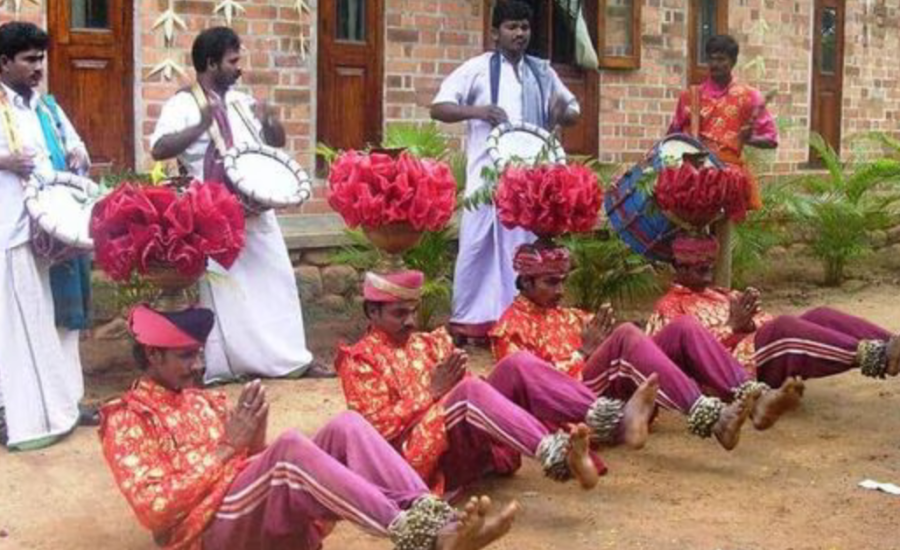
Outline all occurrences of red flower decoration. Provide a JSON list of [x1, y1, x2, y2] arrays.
[[495, 164, 603, 237], [90, 181, 246, 282], [655, 163, 749, 228], [327, 151, 457, 232]]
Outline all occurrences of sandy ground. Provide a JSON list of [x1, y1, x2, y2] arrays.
[[2, 279, 900, 550]]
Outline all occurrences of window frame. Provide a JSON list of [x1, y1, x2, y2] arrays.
[[598, 0, 642, 69], [688, 0, 729, 84]]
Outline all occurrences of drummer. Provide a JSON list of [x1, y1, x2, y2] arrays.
[[0, 22, 97, 450], [151, 27, 333, 382], [430, 0, 581, 346], [667, 34, 778, 288]]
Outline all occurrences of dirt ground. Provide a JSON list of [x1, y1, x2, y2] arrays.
[[2, 271, 900, 549]]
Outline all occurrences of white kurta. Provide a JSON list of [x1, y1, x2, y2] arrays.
[[151, 89, 313, 383], [432, 53, 578, 328], [0, 84, 88, 449]]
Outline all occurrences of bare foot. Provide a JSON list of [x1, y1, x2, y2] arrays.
[[566, 423, 600, 490], [621, 373, 660, 449], [887, 336, 900, 377], [436, 496, 519, 550], [713, 391, 758, 451], [751, 377, 804, 431]]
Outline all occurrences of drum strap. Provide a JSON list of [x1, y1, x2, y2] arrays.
[[689, 85, 701, 137], [231, 100, 263, 145], [0, 87, 23, 154], [190, 83, 230, 156]]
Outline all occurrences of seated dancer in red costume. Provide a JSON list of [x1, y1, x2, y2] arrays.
[[489, 242, 803, 448], [336, 270, 603, 494], [100, 304, 518, 550], [647, 234, 900, 389]]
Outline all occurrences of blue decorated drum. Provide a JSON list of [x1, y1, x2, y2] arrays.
[[603, 134, 723, 262]]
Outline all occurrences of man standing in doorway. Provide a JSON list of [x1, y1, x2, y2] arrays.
[[0, 22, 95, 450], [151, 27, 332, 383], [431, 0, 581, 345], [668, 34, 778, 288]]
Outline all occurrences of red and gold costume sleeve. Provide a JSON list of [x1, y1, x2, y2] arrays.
[[490, 296, 591, 379], [648, 285, 770, 375], [98, 380, 245, 550], [336, 347, 435, 443], [336, 328, 455, 488]]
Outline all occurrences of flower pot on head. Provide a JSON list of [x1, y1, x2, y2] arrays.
[[142, 265, 201, 311], [363, 222, 424, 271]]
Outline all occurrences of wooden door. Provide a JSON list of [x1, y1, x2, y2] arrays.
[[810, 0, 845, 160], [317, 0, 384, 153], [483, 0, 599, 157], [47, 0, 134, 171], [688, 0, 729, 84]]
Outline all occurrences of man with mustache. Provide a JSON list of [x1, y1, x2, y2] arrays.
[[489, 241, 802, 449], [101, 304, 520, 550], [430, 0, 581, 345], [668, 34, 779, 288], [0, 21, 96, 450], [336, 270, 604, 494], [150, 27, 331, 383]]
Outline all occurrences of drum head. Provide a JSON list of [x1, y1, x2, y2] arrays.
[[224, 143, 312, 209], [24, 171, 99, 250], [487, 122, 566, 170], [653, 133, 723, 170]]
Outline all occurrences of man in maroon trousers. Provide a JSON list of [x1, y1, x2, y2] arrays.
[[100, 304, 518, 550], [648, 233, 900, 389], [489, 241, 803, 447]]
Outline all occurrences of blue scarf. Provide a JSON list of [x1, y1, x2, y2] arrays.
[[489, 51, 550, 128], [37, 96, 91, 330]]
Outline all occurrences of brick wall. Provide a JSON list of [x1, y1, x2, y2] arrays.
[[5, 0, 900, 208]]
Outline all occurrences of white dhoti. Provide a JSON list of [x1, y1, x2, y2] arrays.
[[0, 244, 82, 449], [200, 211, 312, 383], [451, 204, 535, 329]]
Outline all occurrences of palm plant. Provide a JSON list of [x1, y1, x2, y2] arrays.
[[784, 132, 900, 286], [561, 231, 659, 312]]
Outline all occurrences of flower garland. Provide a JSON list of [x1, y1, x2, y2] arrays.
[[655, 162, 749, 228], [90, 181, 245, 281], [495, 163, 602, 238], [326, 150, 457, 232]]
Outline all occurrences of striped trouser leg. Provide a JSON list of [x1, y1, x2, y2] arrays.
[[203, 412, 430, 550], [754, 314, 865, 387]]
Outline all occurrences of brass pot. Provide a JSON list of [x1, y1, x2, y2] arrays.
[[142, 265, 201, 311], [364, 223, 424, 255]]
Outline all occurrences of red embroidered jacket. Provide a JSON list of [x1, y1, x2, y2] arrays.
[[335, 327, 456, 491], [99, 378, 248, 550], [490, 296, 592, 379], [646, 284, 772, 376]]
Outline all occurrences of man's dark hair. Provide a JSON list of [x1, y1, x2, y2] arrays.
[[705, 34, 739, 63], [492, 0, 533, 29], [191, 26, 241, 73], [132, 343, 151, 371], [0, 22, 49, 62], [363, 300, 383, 320], [515, 275, 535, 292]]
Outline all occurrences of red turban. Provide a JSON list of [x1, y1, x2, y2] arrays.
[[672, 234, 719, 266], [128, 305, 215, 348], [513, 244, 571, 276], [363, 270, 424, 302]]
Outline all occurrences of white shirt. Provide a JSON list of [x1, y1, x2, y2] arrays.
[[0, 83, 87, 250], [150, 89, 262, 180], [432, 52, 578, 196]]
